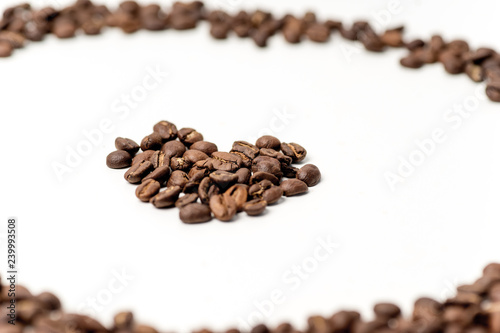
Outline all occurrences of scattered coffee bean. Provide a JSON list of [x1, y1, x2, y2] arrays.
[[153, 120, 178, 141], [235, 168, 251, 184], [225, 184, 248, 211], [142, 165, 171, 185], [190, 141, 218, 155], [162, 140, 186, 159], [296, 164, 321, 187], [175, 193, 199, 208], [256, 135, 281, 150], [150, 185, 182, 208], [243, 198, 266, 216], [115, 137, 140, 154], [179, 203, 212, 223], [209, 170, 238, 190], [167, 170, 189, 188], [280, 179, 308, 196], [183, 149, 209, 164], [150, 150, 169, 168], [210, 193, 237, 221], [132, 150, 155, 165], [124, 160, 153, 184], [262, 185, 283, 204], [281, 142, 307, 162], [135, 179, 161, 202], [140, 132, 163, 151], [0, 40, 13, 57], [178, 127, 203, 146], [106, 150, 132, 169]]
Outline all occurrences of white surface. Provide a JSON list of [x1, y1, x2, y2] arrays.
[[1, 0, 500, 332]]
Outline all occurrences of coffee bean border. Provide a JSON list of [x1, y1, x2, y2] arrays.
[[3, 1, 500, 332], [1, 1, 500, 101]]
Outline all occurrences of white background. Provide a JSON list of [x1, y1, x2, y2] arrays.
[[1, 0, 500, 332]]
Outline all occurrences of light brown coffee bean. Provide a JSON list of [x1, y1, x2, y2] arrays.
[[210, 193, 237, 221], [243, 198, 267, 216]]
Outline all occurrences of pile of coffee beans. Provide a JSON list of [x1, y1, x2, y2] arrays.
[[106, 120, 321, 223], [1, 1, 500, 102], [3, 263, 500, 332]]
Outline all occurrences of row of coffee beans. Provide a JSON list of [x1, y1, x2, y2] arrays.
[[1, 1, 500, 102], [106, 120, 321, 223], [2, 263, 500, 332]]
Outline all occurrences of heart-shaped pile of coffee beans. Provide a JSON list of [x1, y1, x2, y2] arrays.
[[106, 120, 321, 223]]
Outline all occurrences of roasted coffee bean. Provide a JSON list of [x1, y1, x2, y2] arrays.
[[125, 160, 154, 184], [132, 150, 156, 165], [106, 150, 132, 169], [259, 148, 292, 164], [413, 298, 442, 320], [400, 53, 424, 69], [235, 168, 251, 184], [282, 164, 299, 178], [406, 39, 425, 51], [0, 31, 25, 48], [250, 10, 271, 28], [114, 311, 134, 330], [166, 170, 189, 188], [232, 141, 260, 159], [307, 316, 331, 333], [143, 165, 171, 186], [150, 185, 182, 208], [136, 179, 161, 202], [243, 198, 267, 216], [170, 157, 191, 171], [252, 27, 271, 47], [161, 140, 186, 159], [358, 25, 385, 52], [252, 156, 282, 178], [210, 193, 237, 221], [233, 23, 251, 37], [465, 63, 484, 82], [251, 324, 270, 333], [248, 180, 274, 197], [230, 151, 252, 168], [183, 178, 201, 193], [210, 170, 238, 189], [150, 150, 169, 168], [380, 27, 404, 47], [262, 185, 283, 204], [374, 303, 401, 320], [211, 151, 242, 172], [447, 39, 469, 55], [281, 142, 307, 162], [175, 193, 199, 208], [465, 47, 496, 64], [188, 164, 210, 180], [306, 23, 330, 43], [198, 177, 220, 204], [283, 17, 303, 44], [153, 120, 178, 141], [179, 203, 212, 223], [35, 292, 61, 311], [280, 179, 308, 196], [52, 17, 76, 38], [17, 299, 45, 323], [250, 171, 279, 185], [430, 35, 445, 53], [183, 149, 209, 164], [61, 314, 107, 332], [140, 132, 163, 151], [483, 263, 500, 276], [440, 51, 465, 74], [296, 164, 321, 187], [115, 137, 140, 154], [210, 22, 230, 39], [225, 184, 248, 212], [190, 141, 218, 155], [178, 127, 203, 146], [256, 135, 281, 150]]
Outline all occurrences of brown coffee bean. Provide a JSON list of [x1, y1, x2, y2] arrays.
[[167, 170, 189, 188], [140, 132, 163, 151], [190, 141, 218, 155], [465, 63, 484, 82], [259, 148, 292, 165], [179, 203, 212, 224], [484, 263, 500, 276], [243, 198, 267, 216], [374, 303, 401, 320], [447, 39, 469, 55], [150, 185, 182, 208], [400, 53, 424, 69], [296, 164, 321, 187], [124, 160, 154, 184], [142, 165, 171, 189], [35, 292, 61, 311], [210, 170, 238, 189], [61, 314, 107, 332], [413, 298, 442, 320], [250, 171, 279, 185], [211, 152, 242, 172], [0, 40, 13, 57], [0, 31, 25, 48], [170, 157, 191, 171], [136, 179, 160, 202], [406, 39, 425, 51], [262, 185, 283, 204], [281, 142, 307, 162], [150, 150, 169, 168], [230, 151, 252, 168], [52, 17, 76, 38], [252, 156, 282, 178], [183, 150, 209, 164], [153, 120, 178, 141], [114, 311, 134, 330], [115, 137, 140, 154], [256, 136, 281, 150], [280, 179, 308, 196], [107, 150, 132, 169], [248, 180, 274, 198], [380, 28, 404, 47], [307, 316, 332, 333], [282, 164, 300, 178], [198, 177, 220, 204], [225, 184, 248, 212], [210, 22, 230, 39], [132, 150, 156, 165], [210, 193, 237, 221], [486, 82, 500, 102], [233, 23, 251, 38], [430, 35, 445, 53], [251, 324, 270, 333], [178, 128, 203, 146], [17, 299, 45, 324], [175, 193, 199, 208], [358, 25, 385, 52], [306, 23, 330, 43], [464, 47, 496, 64], [440, 51, 465, 74], [235, 168, 251, 184], [283, 17, 303, 44], [232, 141, 260, 159], [161, 140, 186, 159], [329, 311, 361, 332]]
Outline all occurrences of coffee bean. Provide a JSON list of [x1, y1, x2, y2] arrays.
[[280, 179, 308, 196], [183, 178, 201, 194], [153, 120, 178, 141], [17, 299, 45, 324], [406, 39, 425, 51], [465, 63, 483, 82], [464, 47, 495, 64], [358, 25, 385, 52], [380, 27, 404, 47], [161, 140, 186, 159], [136, 179, 160, 202], [261, 185, 283, 204], [170, 157, 191, 171], [296, 164, 321, 187], [250, 171, 279, 185], [210, 193, 237, 221], [232, 141, 260, 159], [447, 39, 469, 55], [211, 152, 242, 172], [150, 185, 182, 208], [198, 177, 220, 204], [248, 180, 274, 198], [140, 132, 163, 151], [233, 23, 251, 37], [114, 311, 134, 330], [183, 150, 209, 164], [230, 151, 252, 168], [124, 160, 154, 184], [166, 170, 189, 188], [282, 164, 299, 178], [175, 193, 199, 208], [251, 324, 270, 333], [252, 156, 282, 178], [107, 150, 132, 169], [115, 137, 140, 154], [259, 148, 292, 165], [430, 35, 445, 53], [61, 314, 107, 332], [243, 198, 266, 216], [179, 203, 212, 224], [52, 17, 76, 38], [150, 150, 169, 168], [35, 292, 61, 311], [188, 163, 210, 180], [306, 23, 330, 43], [483, 263, 500, 276], [210, 22, 230, 39], [132, 150, 156, 165], [210, 170, 238, 189], [486, 82, 500, 102], [374, 303, 401, 320], [413, 298, 442, 320], [190, 141, 218, 155], [225, 184, 248, 212], [307, 316, 331, 333], [283, 17, 303, 44], [178, 127, 203, 146], [235, 168, 251, 184], [400, 53, 424, 69], [281, 142, 307, 162], [440, 51, 465, 74], [0, 31, 25, 48], [0, 40, 13, 57]]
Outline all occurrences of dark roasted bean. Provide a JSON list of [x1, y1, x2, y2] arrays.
[[225, 184, 248, 212], [230, 151, 252, 168], [248, 180, 274, 198], [190, 141, 218, 155], [380, 27, 404, 47], [256, 135, 281, 150], [296, 164, 321, 187], [374, 303, 401, 320], [166, 170, 189, 188], [259, 148, 292, 164], [232, 141, 260, 159], [282, 164, 299, 178], [400, 53, 424, 69], [210, 193, 237, 221], [161, 140, 186, 159], [243, 198, 267, 216], [211, 151, 242, 172], [132, 150, 156, 165], [124, 160, 154, 184], [153, 120, 178, 141], [235, 168, 251, 184], [406, 39, 425, 51], [178, 127, 203, 146], [170, 157, 191, 171], [52, 17, 76, 38], [262, 185, 283, 204], [106, 150, 132, 169], [306, 23, 330, 43], [280, 179, 308, 196], [150, 185, 182, 208], [210, 170, 238, 189], [140, 132, 163, 151], [198, 177, 220, 204], [142, 165, 171, 185], [136, 179, 161, 202], [150, 150, 169, 168], [252, 156, 282, 178], [175, 193, 199, 208], [183, 150, 209, 164], [250, 171, 279, 185], [179, 203, 212, 223], [486, 82, 500, 102], [115, 137, 140, 154], [35, 292, 61, 311], [281, 142, 307, 162]]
